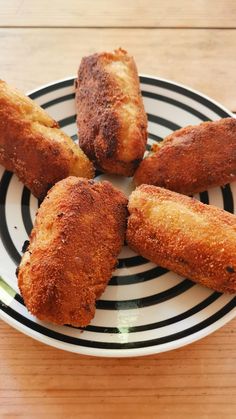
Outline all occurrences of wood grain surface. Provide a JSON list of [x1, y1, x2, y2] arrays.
[[0, 1, 236, 418], [0, 0, 236, 28], [0, 319, 236, 418], [1, 28, 236, 111]]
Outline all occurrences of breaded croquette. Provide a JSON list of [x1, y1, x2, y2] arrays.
[[75, 48, 147, 176], [134, 118, 236, 195], [127, 185, 236, 293], [18, 177, 127, 326], [0, 80, 94, 199]]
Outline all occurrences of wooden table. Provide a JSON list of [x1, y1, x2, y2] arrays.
[[0, 1, 235, 417]]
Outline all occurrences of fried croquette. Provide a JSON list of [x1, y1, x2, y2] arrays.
[[127, 185, 236, 293], [18, 177, 127, 326], [75, 48, 147, 176], [0, 80, 94, 199], [134, 118, 236, 195]]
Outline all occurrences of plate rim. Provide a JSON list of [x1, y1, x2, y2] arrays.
[[0, 74, 235, 357]]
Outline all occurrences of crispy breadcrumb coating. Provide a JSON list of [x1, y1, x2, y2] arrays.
[[0, 80, 94, 199], [18, 177, 127, 326], [127, 185, 236, 293], [134, 118, 236, 195], [76, 48, 147, 176]]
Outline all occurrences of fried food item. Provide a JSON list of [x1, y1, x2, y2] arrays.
[[18, 177, 127, 326], [127, 185, 236, 293], [75, 48, 147, 176], [0, 80, 94, 199], [134, 118, 236, 195]]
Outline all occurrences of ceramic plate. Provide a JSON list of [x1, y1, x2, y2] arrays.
[[0, 76, 235, 357]]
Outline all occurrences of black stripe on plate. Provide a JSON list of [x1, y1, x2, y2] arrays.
[[15, 293, 24, 305], [140, 77, 231, 119], [29, 76, 231, 120], [0, 171, 21, 265], [199, 191, 209, 205], [71, 134, 78, 142], [13, 289, 221, 334], [117, 255, 149, 268], [41, 88, 209, 128], [38, 86, 207, 127], [13, 278, 193, 311], [41, 93, 75, 109], [1, 297, 235, 349], [147, 114, 181, 131], [79, 291, 222, 333], [97, 279, 194, 309], [148, 132, 163, 142], [21, 187, 33, 236], [109, 266, 169, 285], [9, 253, 167, 290], [58, 115, 76, 128], [58, 114, 180, 132], [72, 132, 160, 148], [29, 79, 75, 100], [37, 84, 216, 129], [142, 90, 210, 122], [40, 88, 208, 127], [221, 184, 234, 214]]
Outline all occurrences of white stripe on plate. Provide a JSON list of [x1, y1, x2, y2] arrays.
[[103, 272, 186, 301], [43, 100, 76, 122], [230, 181, 236, 214], [147, 121, 172, 138], [8, 280, 209, 332], [208, 187, 224, 209], [10, 289, 231, 345], [0, 287, 14, 306], [5, 176, 28, 256], [29, 193, 38, 225], [144, 96, 203, 127], [32, 85, 75, 107], [114, 261, 156, 276], [140, 82, 231, 121], [61, 123, 77, 138]]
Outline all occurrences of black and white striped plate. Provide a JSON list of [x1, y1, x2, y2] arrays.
[[0, 76, 235, 357]]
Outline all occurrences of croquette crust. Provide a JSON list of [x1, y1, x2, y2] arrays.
[[127, 185, 236, 293], [0, 80, 94, 199], [18, 177, 128, 326], [76, 48, 147, 176], [134, 118, 236, 195]]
